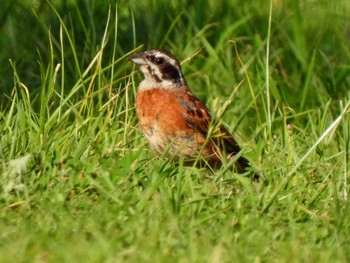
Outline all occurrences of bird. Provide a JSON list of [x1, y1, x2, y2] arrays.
[[128, 49, 253, 173]]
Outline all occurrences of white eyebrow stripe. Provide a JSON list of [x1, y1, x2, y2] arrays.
[[151, 51, 177, 66]]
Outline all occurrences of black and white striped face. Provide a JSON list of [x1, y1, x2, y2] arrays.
[[129, 49, 185, 90]]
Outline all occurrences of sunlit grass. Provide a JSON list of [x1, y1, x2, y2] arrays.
[[1, 1, 350, 262]]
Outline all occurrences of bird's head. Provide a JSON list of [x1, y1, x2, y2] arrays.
[[128, 49, 185, 89]]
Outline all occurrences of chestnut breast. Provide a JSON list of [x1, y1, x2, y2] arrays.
[[135, 88, 210, 157]]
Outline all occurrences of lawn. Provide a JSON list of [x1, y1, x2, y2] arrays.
[[1, 0, 350, 262]]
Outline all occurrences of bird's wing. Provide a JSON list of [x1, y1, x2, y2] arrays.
[[177, 91, 240, 153], [177, 90, 211, 136], [177, 90, 250, 171]]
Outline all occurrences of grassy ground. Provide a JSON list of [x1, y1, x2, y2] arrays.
[[1, 0, 350, 262]]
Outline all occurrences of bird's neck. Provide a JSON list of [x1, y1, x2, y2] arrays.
[[138, 78, 185, 91]]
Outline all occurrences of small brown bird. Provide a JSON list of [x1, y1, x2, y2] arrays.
[[129, 49, 252, 173]]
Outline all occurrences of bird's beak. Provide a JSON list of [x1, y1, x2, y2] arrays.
[[128, 53, 147, 65]]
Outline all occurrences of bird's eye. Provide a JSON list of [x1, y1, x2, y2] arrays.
[[155, 57, 164, 65]]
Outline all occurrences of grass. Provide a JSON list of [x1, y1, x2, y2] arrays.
[[1, 0, 350, 262]]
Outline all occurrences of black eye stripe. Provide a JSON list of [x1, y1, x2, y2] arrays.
[[145, 53, 183, 84], [161, 64, 181, 82]]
